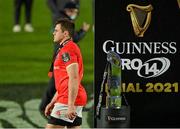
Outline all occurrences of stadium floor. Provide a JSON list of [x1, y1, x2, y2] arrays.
[[0, 84, 93, 128]]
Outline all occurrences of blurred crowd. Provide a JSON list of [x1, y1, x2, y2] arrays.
[[12, 0, 90, 34]]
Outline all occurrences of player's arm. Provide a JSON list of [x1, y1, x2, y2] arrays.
[[44, 92, 58, 116], [66, 63, 79, 119], [50, 91, 58, 105]]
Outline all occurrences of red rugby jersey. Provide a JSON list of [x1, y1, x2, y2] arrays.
[[53, 40, 87, 106]]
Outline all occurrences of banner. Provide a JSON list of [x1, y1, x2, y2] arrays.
[[95, 0, 180, 127]]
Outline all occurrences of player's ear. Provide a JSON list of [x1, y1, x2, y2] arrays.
[[64, 30, 70, 37]]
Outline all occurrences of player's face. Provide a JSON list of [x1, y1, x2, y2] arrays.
[[53, 24, 65, 43]]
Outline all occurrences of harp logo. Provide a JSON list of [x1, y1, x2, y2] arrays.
[[127, 4, 153, 37]]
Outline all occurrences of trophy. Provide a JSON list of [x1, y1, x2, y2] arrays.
[[106, 50, 122, 109], [96, 51, 130, 128]]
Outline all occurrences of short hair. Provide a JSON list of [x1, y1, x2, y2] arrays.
[[55, 18, 75, 37]]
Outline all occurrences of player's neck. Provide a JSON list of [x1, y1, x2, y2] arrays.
[[60, 37, 71, 45], [59, 37, 71, 47]]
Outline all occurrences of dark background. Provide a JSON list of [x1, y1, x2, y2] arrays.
[[95, 0, 180, 127]]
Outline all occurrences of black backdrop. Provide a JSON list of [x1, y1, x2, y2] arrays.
[[95, 0, 180, 127]]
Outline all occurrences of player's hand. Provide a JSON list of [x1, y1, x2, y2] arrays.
[[44, 103, 54, 117], [82, 22, 90, 32], [66, 105, 77, 120]]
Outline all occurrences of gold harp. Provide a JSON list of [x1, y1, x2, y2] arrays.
[[127, 4, 153, 37]]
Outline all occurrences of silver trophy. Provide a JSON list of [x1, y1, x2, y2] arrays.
[[106, 51, 122, 109], [96, 51, 130, 128]]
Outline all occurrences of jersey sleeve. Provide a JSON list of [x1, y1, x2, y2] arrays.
[[60, 47, 78, 67]]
